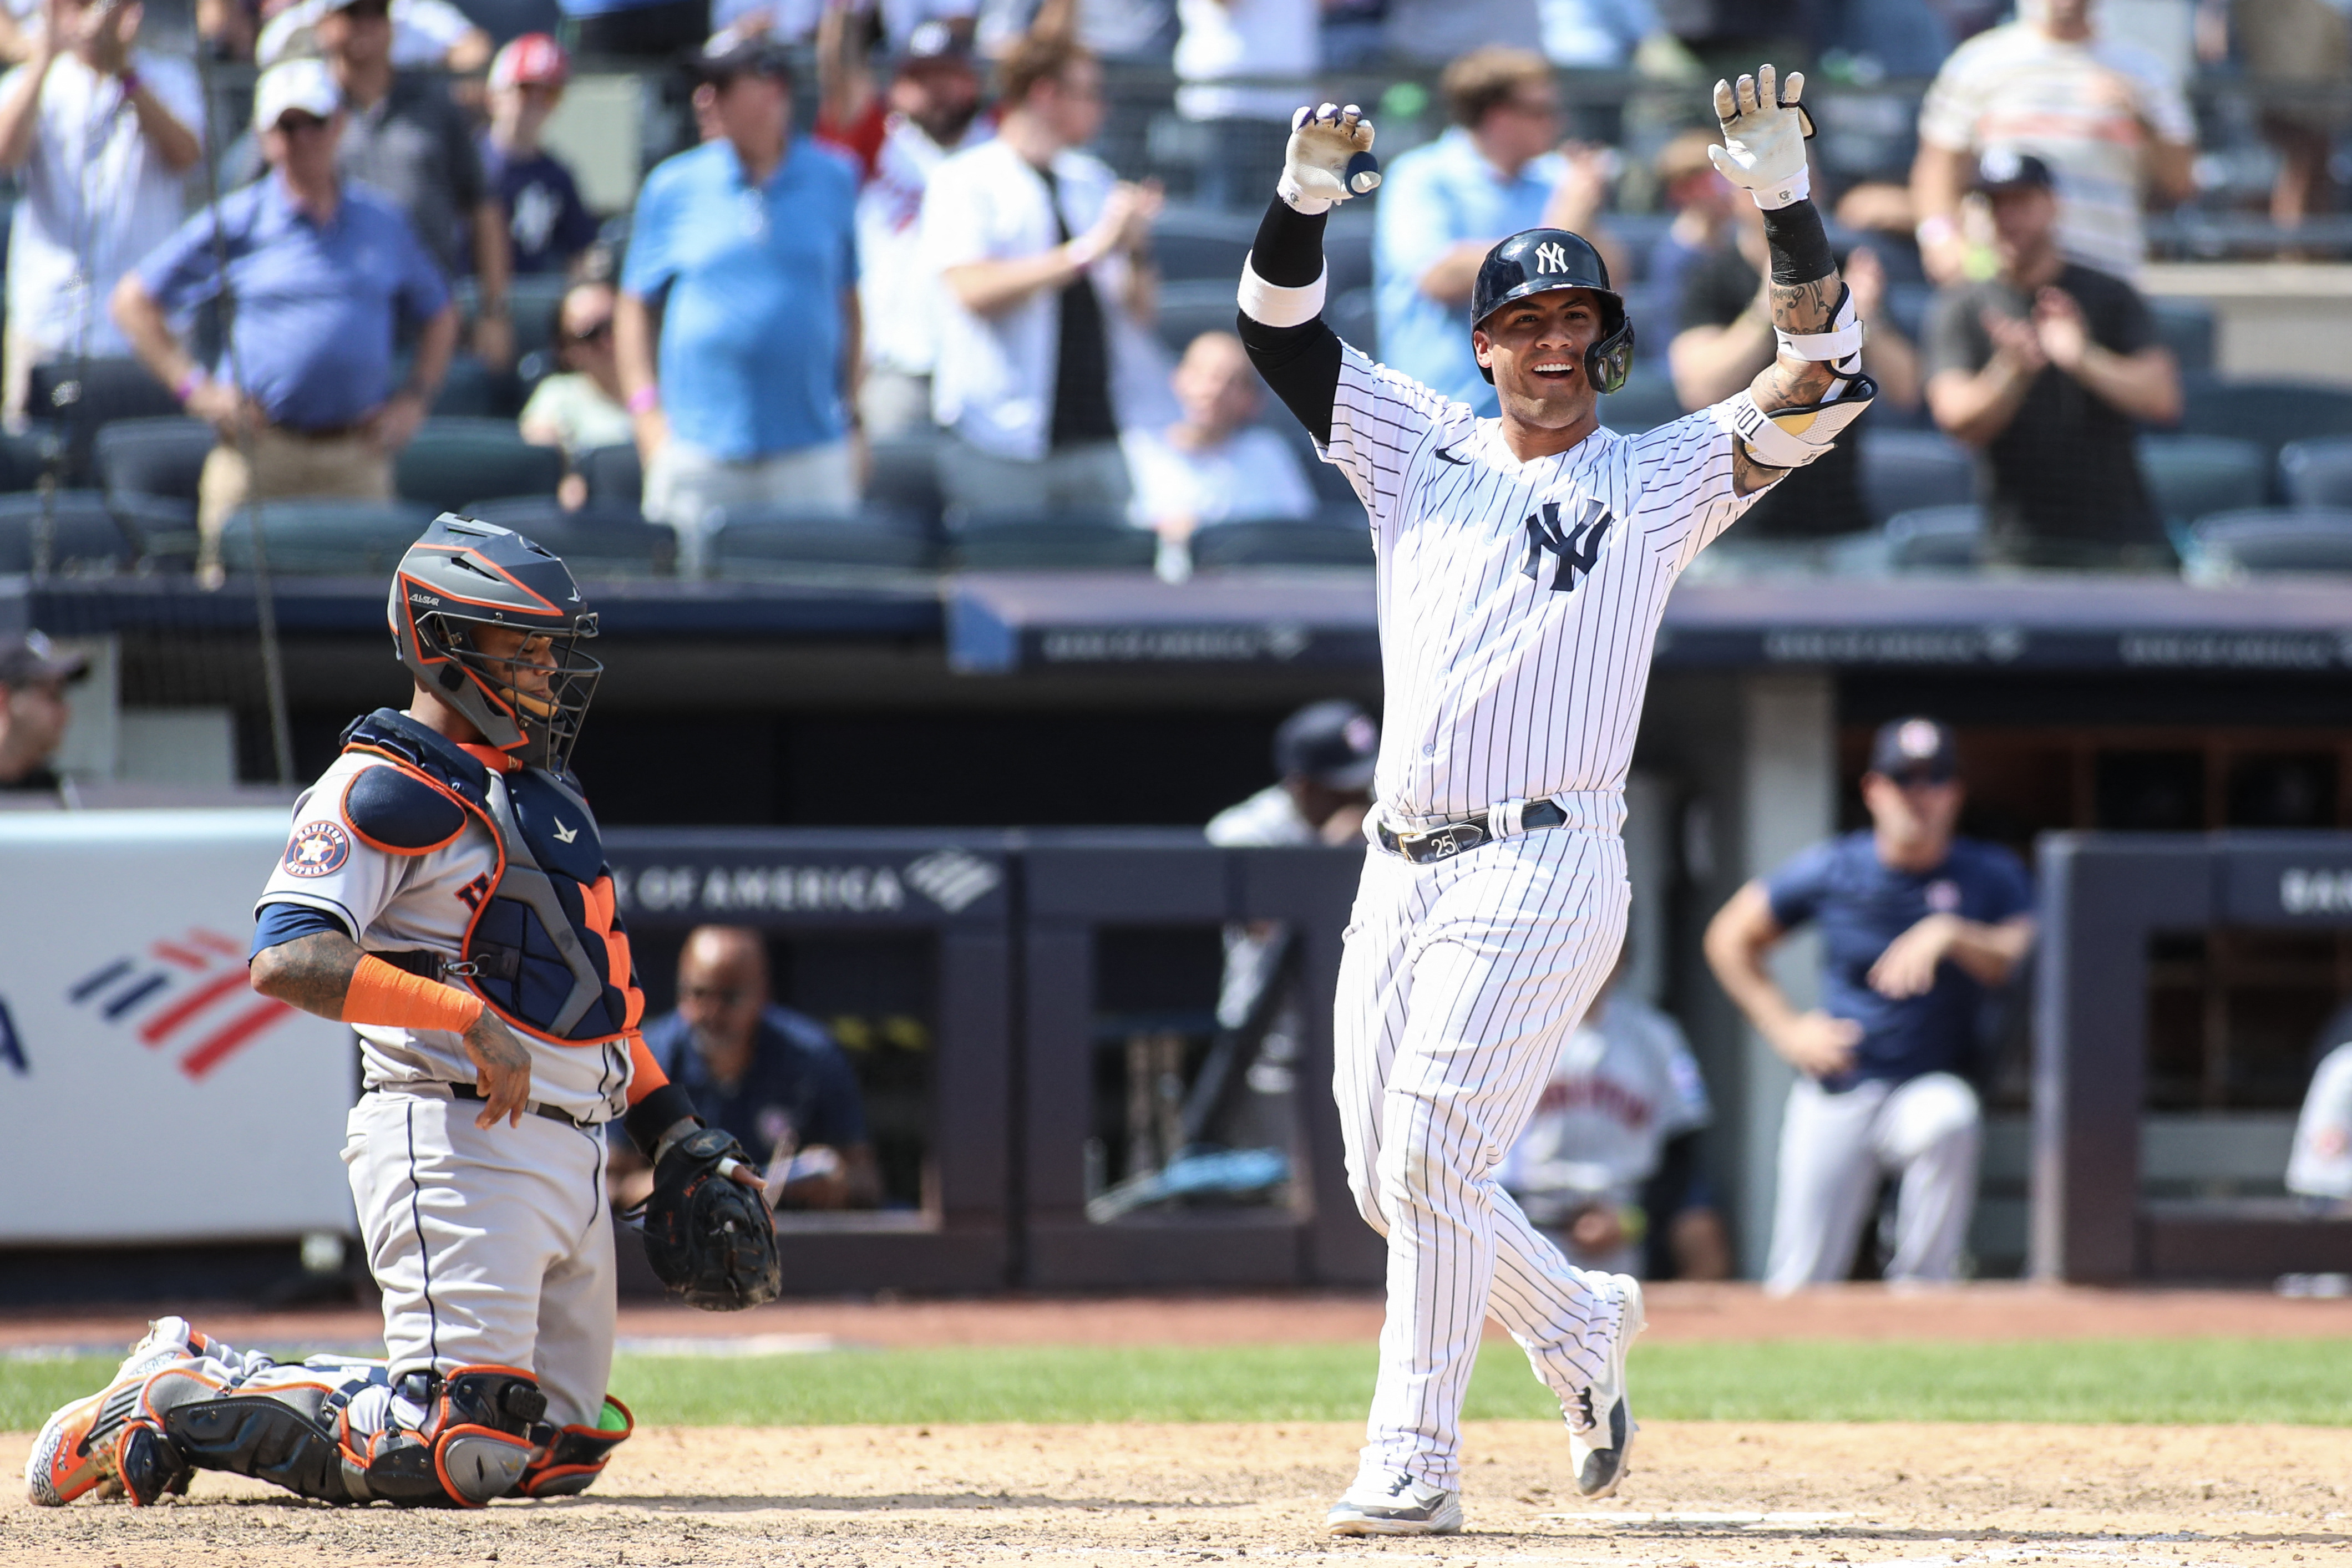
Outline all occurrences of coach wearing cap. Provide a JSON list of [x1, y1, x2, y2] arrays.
[[0, 630, 87, 793], [1922, 150, 2181, 570], [113, 57, 457, 587], [1705, 717, 2035, 1292]]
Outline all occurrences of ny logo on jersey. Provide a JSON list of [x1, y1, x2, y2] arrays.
[[1519, 497, 1613, 592], [1535, 241, 1570, 275]]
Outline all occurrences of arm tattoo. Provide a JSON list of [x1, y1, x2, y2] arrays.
[[1756, 273, 1839, 410], [252, 930, 364, 1021]]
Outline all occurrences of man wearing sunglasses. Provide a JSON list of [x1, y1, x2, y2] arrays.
[[1705, 716, 2036, 1292], [113, 57, 458, 585]]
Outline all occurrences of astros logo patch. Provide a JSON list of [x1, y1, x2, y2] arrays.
[[283, 821, 352, 877]]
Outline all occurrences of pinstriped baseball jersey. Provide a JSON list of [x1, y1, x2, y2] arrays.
[[1319, 343, 1758, 821]]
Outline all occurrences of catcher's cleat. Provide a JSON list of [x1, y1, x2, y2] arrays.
[[1566, 1272, 1647, 1499], [1326, 1470, 1463, 1537], [24, 1320, 216, 1505]]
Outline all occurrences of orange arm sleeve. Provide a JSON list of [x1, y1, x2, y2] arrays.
[[343, 955, 484, 1033]]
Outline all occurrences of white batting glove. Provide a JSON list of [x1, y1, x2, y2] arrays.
[[1706, 64, 1817, 210], [1280, 102, 1381, 215]]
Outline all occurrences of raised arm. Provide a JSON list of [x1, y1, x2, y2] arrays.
[[1234, 103, 1380, 444], [1702, 67, 1877, 498]]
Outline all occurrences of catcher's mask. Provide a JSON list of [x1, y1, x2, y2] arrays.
[[1470, 227, 1635, 395], [387, 515, 601, 771]]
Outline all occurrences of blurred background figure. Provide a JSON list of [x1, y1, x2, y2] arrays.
[[2199, 0, 2352, 231], [257, 0, 491, 70], [520, 278, 632, 509], [1383, 0, 1540, 65], [479, 33, 600, 278], [1124, 330, 1315, 565], [977, 0, 1175, 63], [619, 31, 863, 570], [1205, 697, 1377, 851], [1537, 0, 1667, 70], [1374, 45, 1623, 415], [1170, 0, 1317, 207], [0, 630, 84, 793], [1669, 189, 1919, 542], [610, 925, 883, 1212], [924, 31, 1164, 518], [2288, 1017, 2352, 1210], [1644, 128, 1737, 318], [1923, 151, 2181, 570], [0, 0, 202, 427], [1912, 0, 2194, 285], [1705, 718, 2035, 1293], [1498, 941, 1731, 1281], [114, 58, 456, 586], [818, 14, 992, 438]]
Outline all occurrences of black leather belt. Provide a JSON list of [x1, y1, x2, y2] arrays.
[[448, 1082, 599, 1130], [1376, 798, 1568, 864]]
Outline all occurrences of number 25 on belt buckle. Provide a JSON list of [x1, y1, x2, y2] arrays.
[[1416, 823, 1484, 861]]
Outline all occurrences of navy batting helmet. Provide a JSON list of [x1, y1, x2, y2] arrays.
[[1469, 228, 1635, 394], [387, 515, 602, 771]]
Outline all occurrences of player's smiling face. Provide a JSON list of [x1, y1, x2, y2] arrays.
[[1474, 288, 1606, 438]]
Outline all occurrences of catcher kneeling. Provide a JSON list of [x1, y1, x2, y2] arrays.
[[26, 517, 779, 1510]]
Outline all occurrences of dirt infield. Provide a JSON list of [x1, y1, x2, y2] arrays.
[[4, 1420, 2344, 1567], [7, 1282, 2352, 1354]]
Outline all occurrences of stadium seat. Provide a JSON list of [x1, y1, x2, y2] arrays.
[[577, 443, 642, 510], [28, 357, 180, 482], [866, 435, 946, 533], [952, 511, 1158, 570], [1880, 504, 1984, 570], [2183, 506, 2352, 578], [502, 273, 573, 364], [2277, 435, 2352, 508], [2138, 434, 2269, 524], [214, 500, 438, 575], [0, 491, 136, 574], [2178, 375, 2352, 470], [1155, 279, 1239, 354], [0, 423, 63, 491], [1858, 428, 1975, 525], [2148, 298, 2216, 374], [428, 353, 522, 419], [1150, 205, 1253, 282], [460, 497, 677, 576], [1190, 518, 1374, 567], [395, 418, 564, 514], [93, 416, 215, 505], [707, 504, 935, 572], [1598, 375, 1685, 435]]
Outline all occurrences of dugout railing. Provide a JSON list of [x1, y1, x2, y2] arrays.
[[2034, 831, 2352, 1283], [601, 829, 1017, 1295], [1018, 832, 1383, 1289]]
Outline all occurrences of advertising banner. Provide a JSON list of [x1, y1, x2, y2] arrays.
[[0, 810, 357, 1243]]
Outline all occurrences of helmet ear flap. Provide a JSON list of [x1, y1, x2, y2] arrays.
[[1585, 317, 1635, 397]]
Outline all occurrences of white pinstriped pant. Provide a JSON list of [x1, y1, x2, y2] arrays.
[[1335, 821, 1630, 1489]]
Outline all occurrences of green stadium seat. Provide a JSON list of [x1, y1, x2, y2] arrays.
[[1858, 428, 1975, 526], [2139, 434, 2269, 524], [2184, 506, 2352, 579], [709, 504, 935, 572], [215, 499, 438, 575], [2178, 375, 2352, 470], [2277, 435, 2352, 508], [952, 512, 1158, 570], [0, 491, 136, 574], [461, 496, 678, 576], [395, 418, 564, 514], [94, 417, 215, 505]]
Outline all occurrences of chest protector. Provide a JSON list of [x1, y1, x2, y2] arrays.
[[341, 709, 643, 1046]]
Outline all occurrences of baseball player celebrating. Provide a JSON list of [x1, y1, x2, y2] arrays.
[[1238, 69, 1874, 1535], [27, 517, 775, 1511]]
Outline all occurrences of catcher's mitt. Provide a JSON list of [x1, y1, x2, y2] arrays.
[[640, 1128, 782, 1311]]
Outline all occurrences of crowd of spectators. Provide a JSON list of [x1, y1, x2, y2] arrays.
[[0, 0, 2336, 579]]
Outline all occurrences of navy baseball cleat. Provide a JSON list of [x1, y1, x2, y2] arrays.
[[1567, 1272, 1646, 1498], [1326, 1469, 1463, 1536]]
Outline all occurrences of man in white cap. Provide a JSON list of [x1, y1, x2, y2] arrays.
[[111, 58, 457, 585]]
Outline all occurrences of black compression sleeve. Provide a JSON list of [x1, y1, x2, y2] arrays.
[[1249, 194, 1327, 287], [1760, 197, 1835, 285], [625, 1081, 699, 1161]]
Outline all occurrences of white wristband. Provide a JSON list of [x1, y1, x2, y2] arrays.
[[1749, 164, 1811, 211], [1238, 258, 1326, 328]]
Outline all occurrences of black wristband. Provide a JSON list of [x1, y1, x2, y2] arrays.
[[625, 1082, 699, 1161], [1249, 194, 1328, 289], [1760, 198, 1835, 285]]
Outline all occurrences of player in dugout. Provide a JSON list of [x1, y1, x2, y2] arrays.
[[1705, 717, 2035, 1295], [26, 517, 774, 1513]]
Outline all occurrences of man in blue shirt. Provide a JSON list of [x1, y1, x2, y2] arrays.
[[1705, 717, 2036, 1292], [609, 926, 881, 1212], [1372, 45, 1622, 415], [113, 57, 455, 587], [615, 32, 861, 576]]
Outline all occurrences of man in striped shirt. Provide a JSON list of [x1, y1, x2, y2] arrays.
[[1235, 71, 1873, 1536]]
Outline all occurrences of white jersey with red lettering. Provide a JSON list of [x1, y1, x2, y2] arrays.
[[1497, 989, 1711, 1224]]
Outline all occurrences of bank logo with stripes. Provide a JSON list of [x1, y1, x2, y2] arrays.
[[68, 927, 297, 1080]]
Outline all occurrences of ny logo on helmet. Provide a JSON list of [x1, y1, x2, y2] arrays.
[[1535, 241, 1569, 275], [1520, 496, 1612, 592]]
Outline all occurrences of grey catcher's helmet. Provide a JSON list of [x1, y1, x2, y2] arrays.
[[387, 514, 602, 771], [1469, 227, 1635, 394]]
